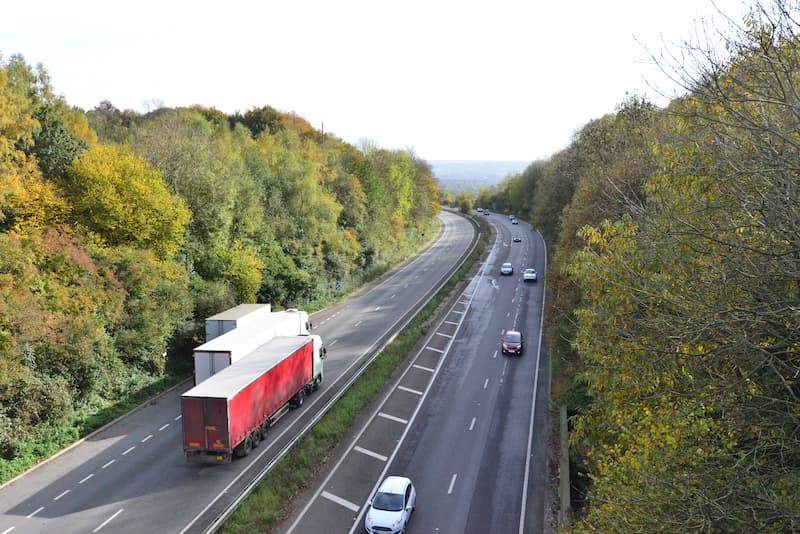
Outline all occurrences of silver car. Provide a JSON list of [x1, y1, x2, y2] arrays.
[[501, 262, 513, 275], [523, 268, 538, 282]]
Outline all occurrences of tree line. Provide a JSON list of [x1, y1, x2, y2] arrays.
[[0, 54, 440, 473], [479, 1, 799, 530]]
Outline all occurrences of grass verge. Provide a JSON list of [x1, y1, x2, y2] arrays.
[[220, 217, 488, 533]]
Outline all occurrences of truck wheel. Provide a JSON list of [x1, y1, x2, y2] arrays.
[[290, 389, 305, 408], [251, 428, 262, 448], [234, 436, 253, 457]]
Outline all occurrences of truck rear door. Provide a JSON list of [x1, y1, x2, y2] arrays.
[[202, 398, 231, 452]]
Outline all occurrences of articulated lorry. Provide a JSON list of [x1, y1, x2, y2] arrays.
[[181, 335, 325, 463], [193, 307, 313, 385]]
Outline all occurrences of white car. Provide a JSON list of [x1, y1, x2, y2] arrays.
[[512, 236, 522, 242], [365, 476, 416, 534], [501, 262, 513, 275], [523, 268, 538, 282]]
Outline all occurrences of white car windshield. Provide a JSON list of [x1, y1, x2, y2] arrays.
[[372, 492, 404, 511]]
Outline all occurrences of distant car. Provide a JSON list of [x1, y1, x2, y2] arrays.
[[523, 268, 538, 282], [365, 476, 416, 534], [484, 210, 490, 215], [509, 214, 515, 220], [500, 262, 513, 275], [511, 218, 519, 225], [512, 236, 522, 242], [501, 330, 524, 356]]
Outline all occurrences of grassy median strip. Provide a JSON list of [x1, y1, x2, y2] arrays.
[[220, 218, 487, 533]]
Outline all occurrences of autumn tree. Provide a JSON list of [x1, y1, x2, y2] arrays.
[[61, 145, 190, 258]]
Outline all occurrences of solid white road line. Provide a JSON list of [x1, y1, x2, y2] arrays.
[[378, 412, 408, 424], [448, 474, 458, 495], [354, 446, 388, 463], [398, 385, 423, 396], [92, 509, 123, 532], [322, 491, 360, 513]]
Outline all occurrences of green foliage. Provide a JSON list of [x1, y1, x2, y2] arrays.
[[61, 145, 190, 257], [25, 103, 88, 181], [454, 191, 473, 213]]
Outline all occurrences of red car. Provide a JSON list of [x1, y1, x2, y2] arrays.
[[501, 330, 524, 356]]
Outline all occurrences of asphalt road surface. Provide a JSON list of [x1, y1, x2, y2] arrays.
[[0, 210, 476, 534], [279, 211, 550, 534]]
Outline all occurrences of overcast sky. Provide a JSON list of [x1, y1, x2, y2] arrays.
[[2, 0, 751, 162]]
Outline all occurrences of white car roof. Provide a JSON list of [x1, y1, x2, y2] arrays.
[[378, 476, 411, 494]]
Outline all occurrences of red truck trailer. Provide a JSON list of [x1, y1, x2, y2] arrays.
[[181, 335, 323, 463]]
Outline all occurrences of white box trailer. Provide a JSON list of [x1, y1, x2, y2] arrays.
[[204, 303, 272, 342], [193, 308, 314, 385]]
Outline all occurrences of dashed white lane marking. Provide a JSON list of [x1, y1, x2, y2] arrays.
[[122, 446, 135, 455], [452, 310, 465, 315], [354, 446, 388, 462], [79, 474, 94, 484], [159, 423, 170, 431], [2, 526, 15, 533], [328, 339, 338, 347], [493, 350, 498, 359], [174, 414, 182, 421], [390, 294, 396, 299], [54, 490, 70, 501], [141, 434, 153, 443], [322, 491, 360, 513], [444, 320, 459, 326], [469, 417, 476, 431], [398, 385, 423, 396], [27, 507, 44, 518], [378, 412, 408, 424], [483, 378, 489, 389], [413, 364, 435, 373], [448, 474, 458, 494], [101, 459, 115, 469], [374, 306, 381, 312], [93, 508, 123, 532], [425, 346, 444, 354], [435, 332, 452, 339]]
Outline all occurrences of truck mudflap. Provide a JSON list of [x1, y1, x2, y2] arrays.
[[185, 449, 233, 464]]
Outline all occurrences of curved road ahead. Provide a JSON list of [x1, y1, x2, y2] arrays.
[[0, 210, 475, 534]]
